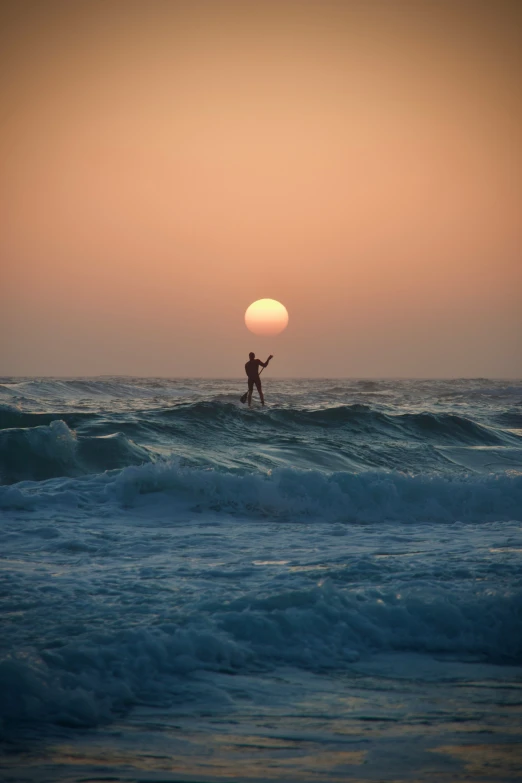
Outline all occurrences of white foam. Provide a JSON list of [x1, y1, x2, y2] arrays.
[[1, 578, 520, 732], [2, 461, 521, 523]]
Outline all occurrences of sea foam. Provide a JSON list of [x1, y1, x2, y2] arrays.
[[2, 460, 521, 524]]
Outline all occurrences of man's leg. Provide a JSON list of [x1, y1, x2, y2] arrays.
[[248, 380, 254, 407], [256, 379, 264, 406]]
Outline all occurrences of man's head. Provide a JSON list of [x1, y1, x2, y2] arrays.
[[249, 352, 255, 360]]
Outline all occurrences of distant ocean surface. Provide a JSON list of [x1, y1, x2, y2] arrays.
[[1, 377, 521, 782]]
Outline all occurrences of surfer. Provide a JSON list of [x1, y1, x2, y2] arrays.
[[244, 352, 273, 407]]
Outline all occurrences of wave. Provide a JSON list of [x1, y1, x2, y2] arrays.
[[123, 401, 518, 444], [0, 404, 96, 432], [0, 420, 153, 484], [495, 410, 522, 429], [152, 403, 520, 452], [1, 401, 520, 484], [2, 400, 518, 444], [395, 411, 511, 445], [2, 460, 521, 524], [113, 462, 522, 523], [2, 579, 520, 732]]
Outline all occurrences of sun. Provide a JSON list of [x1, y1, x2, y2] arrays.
[[245, 299, 289, 336]]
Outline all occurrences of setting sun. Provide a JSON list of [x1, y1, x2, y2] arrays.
[[245, 299, 289, 337]]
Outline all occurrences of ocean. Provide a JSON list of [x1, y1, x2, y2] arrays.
[[1, 377, 521, 782]]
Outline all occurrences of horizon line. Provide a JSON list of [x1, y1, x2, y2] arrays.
[[1, 375, 520, 382]]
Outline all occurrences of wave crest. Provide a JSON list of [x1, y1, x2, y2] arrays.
[[2, 580, 520, 731], [0, 421, 152, 484], [3, 461, 521, 524]]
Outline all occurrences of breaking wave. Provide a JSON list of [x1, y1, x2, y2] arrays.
[[1, 579, 520, 732], [1, 400, 520, 484], [0, 420, 153, 484], [2, 460, 521, 524]]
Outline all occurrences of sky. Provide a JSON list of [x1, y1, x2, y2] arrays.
[[1, 0, 521, 378]]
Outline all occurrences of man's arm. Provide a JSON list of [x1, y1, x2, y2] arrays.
[[259, 355, 273, 369]]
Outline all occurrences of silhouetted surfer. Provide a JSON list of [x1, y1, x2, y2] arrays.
[[243, 352, 273, 407]]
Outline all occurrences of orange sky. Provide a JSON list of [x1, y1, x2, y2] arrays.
[[1, 0, 521, 377]]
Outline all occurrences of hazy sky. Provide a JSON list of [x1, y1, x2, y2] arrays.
[[2, 0, 521, 377]]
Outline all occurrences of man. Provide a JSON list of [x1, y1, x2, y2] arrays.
[[245, 352, 273, 407]]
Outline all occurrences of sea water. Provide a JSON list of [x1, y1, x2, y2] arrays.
[[1, 377, 521, 782]]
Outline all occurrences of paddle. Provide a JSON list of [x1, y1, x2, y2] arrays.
[[240, 365, 265, 405]]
